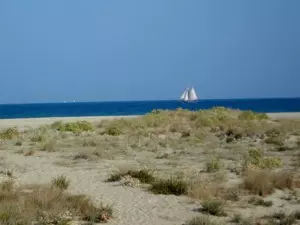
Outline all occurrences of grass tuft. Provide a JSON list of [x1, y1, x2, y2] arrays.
[[51, 175, 70, 190], [206, 157, 221, 173], [149, 177, 188, 196], [0, 128, 19, 140], [54, 121, 94, 133], [248, 196, 273, 207], [184, 216, 217, 225], [201, 199, 226, 216], [107, 169, 155, 184]]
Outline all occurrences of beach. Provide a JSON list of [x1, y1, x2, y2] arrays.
[[0, 112, 299, 130], [0, 110, 300, 225]]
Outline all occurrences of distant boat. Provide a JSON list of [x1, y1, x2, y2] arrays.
[[180, 87, 199, 102]]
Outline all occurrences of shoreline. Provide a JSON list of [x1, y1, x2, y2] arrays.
[[0, 113, 299, 130]]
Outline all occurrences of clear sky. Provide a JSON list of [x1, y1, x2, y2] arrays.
[[0, 0, 299, 103]]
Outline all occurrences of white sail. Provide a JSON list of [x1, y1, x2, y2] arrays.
[[180, 90, 187, 100], [183, 91, 189, 101], [188, 87, 198, 101]]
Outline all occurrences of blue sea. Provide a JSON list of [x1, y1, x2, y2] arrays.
[[0, 98, 300, 119]]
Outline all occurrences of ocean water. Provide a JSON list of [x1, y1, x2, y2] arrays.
[[0, 98, 300, 119]]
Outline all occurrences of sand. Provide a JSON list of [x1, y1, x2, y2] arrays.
[[0, 112, 300, 225]]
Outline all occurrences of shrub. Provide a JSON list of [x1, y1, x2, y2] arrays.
[[201, 199, 226, 216], [269, 212, 296, 225], [265, 136, 284, 146], [246, 149, 282, 169], [41, 140, 56, 152], [243, 169, 274, 196], [185, 216, 217, 225], [150, 178, 188, 195], [23, 150, 35, 156], [15, 141, 22, 146], [51, 175, 70, 190], [248, 196, 273, 207], [238, 111, 268, 120], [104, 126, 122, 136], [0, 181, 113, 224], [31, 134, 46, 142], [261, 157, 282, 169], [243, 169, 297, 196], [107, 169, 155, 184], [0, 128, 19, 140], [73, 153, 89, 160], [55, 121, 93, 133], [206, 157, 221, 173]]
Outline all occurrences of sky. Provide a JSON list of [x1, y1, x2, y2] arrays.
[[0, 0, 299, 103]]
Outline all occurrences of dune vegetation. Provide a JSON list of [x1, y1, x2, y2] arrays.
[[0, 108, 300, 225]]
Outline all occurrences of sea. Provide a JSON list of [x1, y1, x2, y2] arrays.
[[0, 98, 300, 119]]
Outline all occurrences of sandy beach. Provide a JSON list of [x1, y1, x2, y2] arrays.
[[0, 110, 300, 225], [0, 112, 299, 130]]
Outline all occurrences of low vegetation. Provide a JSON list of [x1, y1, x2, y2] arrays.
[[51, 175, 70, 190], [0, 179, 112, 224], [1, 108, 300, 225], [52, 121, 94, 133], [201, 199, 226, 216], [184, 216, 217, 225], [0, 128, 19, 140]]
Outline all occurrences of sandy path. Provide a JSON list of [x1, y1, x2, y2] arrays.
[[0, 151, 198, 225]]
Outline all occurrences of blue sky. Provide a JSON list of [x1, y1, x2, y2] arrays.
[[0, 0, 299, 103]]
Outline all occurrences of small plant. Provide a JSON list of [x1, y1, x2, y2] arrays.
[[104, 126, 122, 136], [73, 153, 89, 160], [55, 121, 94, 133], [261, 157, 282, 169], [41, 140, 56, 152], [231, 214, 242, 223], [15, 141, 22, 146], [248, 196, 273, 207], [51, 175, 70, 190], [238, 111, 268, 120], [269, 212, 296, 225], [107, 169, 155, 184], [185, 216, 216, 225], [0, 128, 19, 140], [83, 139, 97, 147], [246, 148, 282, 169], [24, 150, 35, 156], [201, 199, 226, 216], [206, 157, 221, 173], [265, 136, 284, 146], [150, 177, 188, 195], [31, 134, 46, 142], [243, 169, 274, 196]]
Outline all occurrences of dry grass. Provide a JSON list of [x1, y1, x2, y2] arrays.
[[184, 216, 217, 225], [0, 180, 113, 224], [201, 199, 226, 216], [51, 175, 70, 190], [1, 108, 300, 224], [242, 169, 299, 196]]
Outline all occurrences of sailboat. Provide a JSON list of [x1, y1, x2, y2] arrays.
[[180, 87, 199, 102]]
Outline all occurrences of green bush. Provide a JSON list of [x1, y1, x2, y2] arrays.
[[238, 111, 269, 120], [206, 157, 221, 173], [0, 128, 19, 140], [54, 121, 94, 133], [149, 178, 187, 196], [104, 126, 122, 136], [185, 216, 217, 225], [201, 199, 226, 216], [107, 169, 155, 184], [51, 175, 70, 190], [248, 196, 273, 207]]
